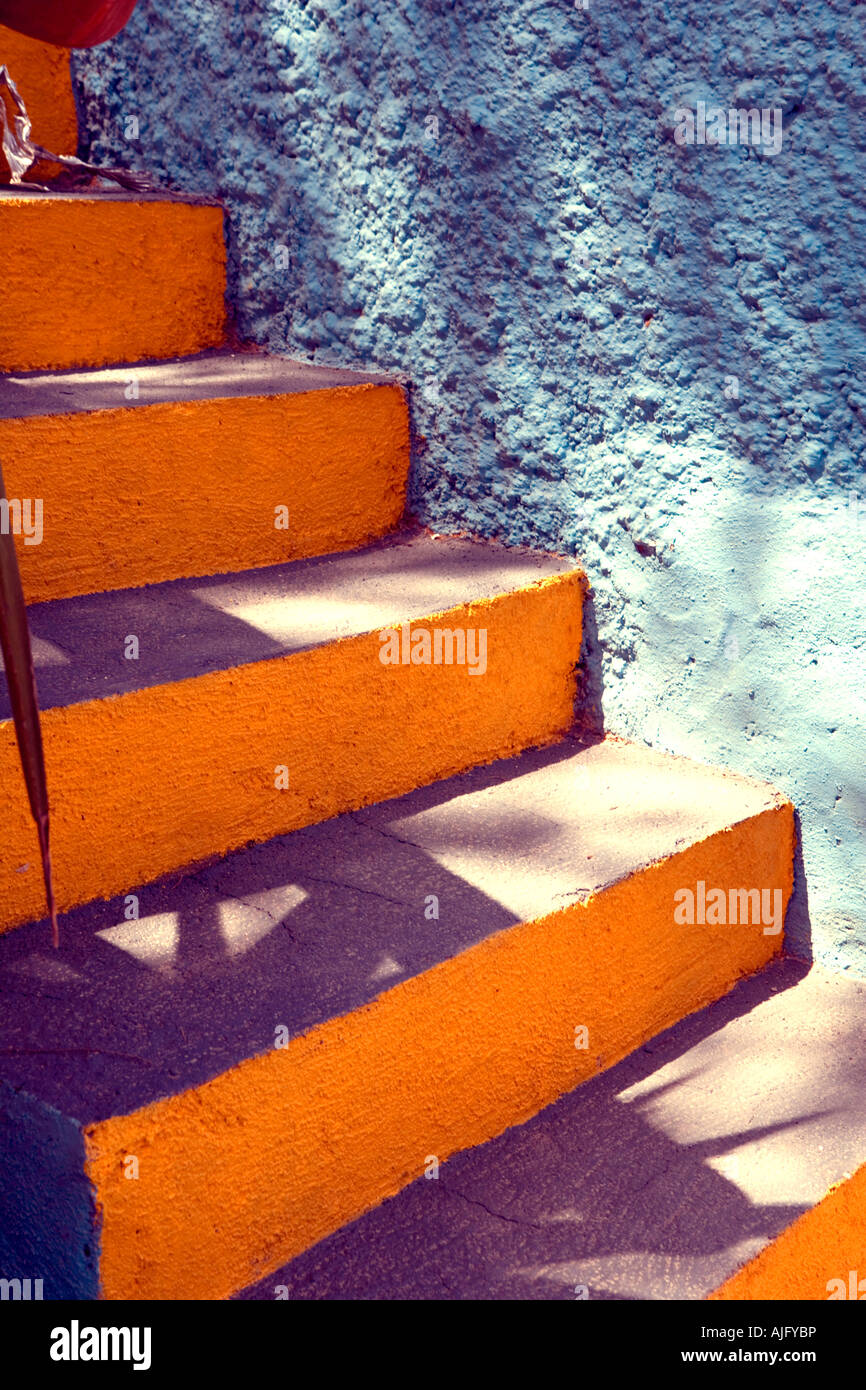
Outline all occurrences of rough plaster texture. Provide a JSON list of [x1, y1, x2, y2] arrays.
[[74, 0, 866, 970]]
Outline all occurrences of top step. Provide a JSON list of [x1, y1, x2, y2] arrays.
[[0, 189, 226, 371]]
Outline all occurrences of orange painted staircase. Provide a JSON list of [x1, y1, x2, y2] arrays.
[[0, 30, 852, 1304]]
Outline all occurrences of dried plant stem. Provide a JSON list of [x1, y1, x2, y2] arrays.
[[0, 64, 157, 193]]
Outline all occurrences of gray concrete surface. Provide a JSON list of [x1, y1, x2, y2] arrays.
[[0, 348, 398, 418]]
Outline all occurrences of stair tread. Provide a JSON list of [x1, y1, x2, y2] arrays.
[[0, 188, 220, 206], [0, 529, 576, 715], [0, 735, 782, 1125], [236, 959, 866, 1301], [0, 348, 400, 419]]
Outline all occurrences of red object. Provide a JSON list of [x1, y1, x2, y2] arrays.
[[0, 1, 138, 48]]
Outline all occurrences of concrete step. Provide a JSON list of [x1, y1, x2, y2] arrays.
[[0, 351, 410, 602], [0, 190, 225, 371], [0, 735, 793, 1299], [0, 24, 77, 157], [0, 529, 585, 931], [234, 959, 866, 1303]]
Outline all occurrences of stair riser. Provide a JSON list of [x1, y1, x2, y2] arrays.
[[711, 1160, 866, 1301], [0, 199, 226, 371], [0, 575, 584, 931], [78, 804, 791, 1299], [0, 384, 410, 602]]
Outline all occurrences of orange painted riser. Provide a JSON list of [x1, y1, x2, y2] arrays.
[[84, 804, 792, 1300], [0, 25, 76, 155], [710, 1160, 866, 1301], [0, 196, 226, 371], [0, 576, 584, 931], [1, 384, 410, 602]]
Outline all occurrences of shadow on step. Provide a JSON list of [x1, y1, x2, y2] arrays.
[[237, 956, 866, 1301], [0, 741, 593, 1121], [573, 584, 604, 738]]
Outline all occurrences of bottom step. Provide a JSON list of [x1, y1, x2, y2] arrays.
[[0, 736, 792, 1299], [238, 961, 866, 1301]]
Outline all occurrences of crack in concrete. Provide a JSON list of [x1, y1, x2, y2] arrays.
[[183, 867, 299, 935], [447, 1184, 544, 1232], [187, 854, 409, 920], [349, 811, 429, 854], [291, 872, 410, 910]]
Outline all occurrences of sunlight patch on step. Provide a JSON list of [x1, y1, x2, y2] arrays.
[[368, 952, 403, 983], [218, 885, 306, 956], [96, 912, 179, 971], [512, 1241, 766, 1300], [0, 636, 70, 671], [615, 973, 866, 1210], [703, 1129, 831, 1207], [192, 592, 399, 644], [94, 888, 307, 971]]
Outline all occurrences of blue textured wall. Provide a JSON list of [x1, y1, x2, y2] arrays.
[[75, 0, 866, 972]]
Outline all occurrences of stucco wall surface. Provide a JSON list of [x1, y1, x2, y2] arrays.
[[73, 0, 866, 971]]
